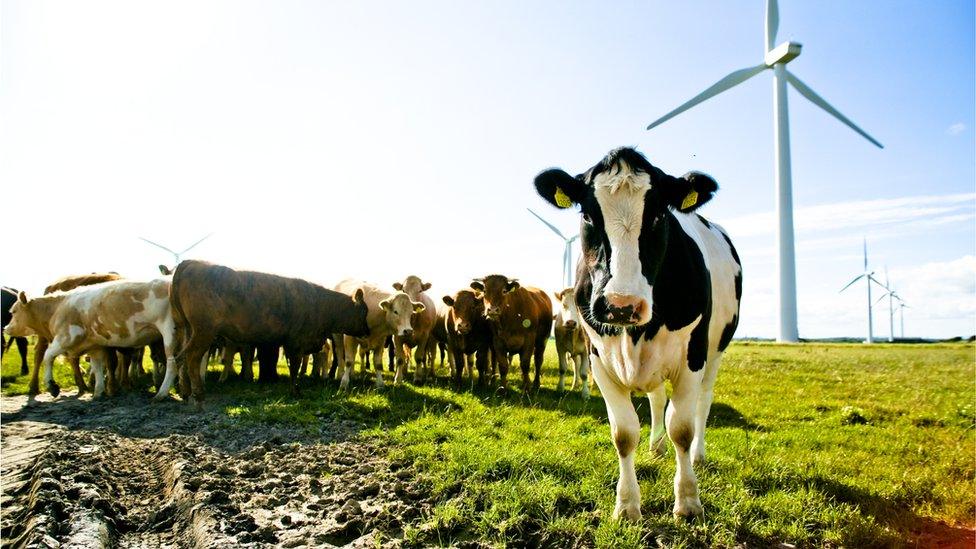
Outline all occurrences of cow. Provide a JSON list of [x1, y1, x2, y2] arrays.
[[332, 279, 425, 391], [553, 287, 591, 399], [4, 279, 182, 404], [470, 275, 552, 393], [169, 261, 370, 405], [2, 287, 29, 375], [427, 300, 454, 373], [533, 147, 741, 521], [26, 272, 124, 398], [391, 276, 436, 384], [442, 290, 494, 388]]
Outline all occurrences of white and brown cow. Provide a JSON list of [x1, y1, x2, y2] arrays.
[[534, 147, 741, 520], [391, 276, 437, 384], [4, 279, 182, 404], [553, 287, 590, 399], [332, 279, 425, 391]]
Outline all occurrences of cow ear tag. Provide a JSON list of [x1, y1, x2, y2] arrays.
[[554, 187, 573, 208], [681, 189, 699, 211], [522, 319, 532, 328]]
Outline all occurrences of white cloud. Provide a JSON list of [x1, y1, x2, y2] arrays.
[[947, 122, 967, 136]]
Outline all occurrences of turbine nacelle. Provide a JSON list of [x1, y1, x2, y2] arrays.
[[764, 41, 802, 66]]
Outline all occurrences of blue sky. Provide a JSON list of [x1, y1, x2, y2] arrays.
[[1, 0, 973, 338]]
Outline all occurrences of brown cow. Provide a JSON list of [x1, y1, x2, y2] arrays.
[[28, 272, 123, 398], [553, 287, 591, 399], [170, 260, 370, 405], [442, 290, 494, 388], [427, 300, 454, 373], [392, 276, 437, 384], [471, 275, 552, 393]]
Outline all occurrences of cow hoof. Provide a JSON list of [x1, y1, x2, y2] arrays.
[[20, 367, 28, 376], [673, 499, 704, 522], [151, 392, 171, 403], [613, 503, 641, 522], [47, 382, 61, 398]]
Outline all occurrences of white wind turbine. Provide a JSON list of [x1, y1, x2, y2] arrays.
[[874, 267, 904, 342], [138, 233, 214, 268], [897, 302, 909, 338], [527, 208, 579, 288], [839, 239, 888, 344], [645, 0, 883, 342]]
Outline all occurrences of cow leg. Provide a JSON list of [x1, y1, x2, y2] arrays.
[[286, 351, 302, 395], [240, 345, 255, 382], [29, 338, 48, 400], [648, 384, 668, 456], [474, 350, 488, 389], [519, 349, 532, 393], [153, 321, 182, 401], [532, 337, 545, 392], [131, 347, 147, 381], [578, 352, 591, 400], [328, 335, 341, 379], [495, 345, 509, 392], [181, 336, 212, 409], [372, 347, 386, 389], [89, 348, 109, 399], [14, 337, 29, 376], [393, 337, 408, 385], [105, 351, 119, 397], [450, 347, 464, 389], [118, 350, 132, 390], [338, 336, 356, 391], [198, 355, 208, 386], [257, 345, 280, 382], [692, 356, 721, 466], [668, 373, 704, 519], [556, 349, 568, 393], [386, 337, 395, 372], [69, 356, 89, 396], [37, 339, 68, 401], [591, 355, 641, 521], [218, 346, 236, 382]]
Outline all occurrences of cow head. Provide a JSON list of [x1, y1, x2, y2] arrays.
[[470, 275, 519, 321], [443, 290, 484, 335], [343, 288, 371, 337], [554, 288, 581, 330], [379, 291, 426, 337], [393, 276, 432, 299], [4, 291, 37, 337], [534, 147, 717, 328]]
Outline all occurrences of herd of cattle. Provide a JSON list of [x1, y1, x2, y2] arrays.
[[1, 263, 591, 407], [2, 147, 743, 521]]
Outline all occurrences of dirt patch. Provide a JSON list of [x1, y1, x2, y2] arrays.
[[1, 391, 432, 548]]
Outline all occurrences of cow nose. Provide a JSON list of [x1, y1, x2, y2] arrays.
[[457, 323, 470, 334], [565, 320, 577, 329], [401, 329, 414, 337], [603, 293, 646, 324], [486, 308, 501, 319]]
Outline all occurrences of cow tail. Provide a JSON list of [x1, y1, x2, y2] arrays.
[[169, 262, 192, 363]]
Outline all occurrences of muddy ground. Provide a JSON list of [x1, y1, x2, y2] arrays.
[[0, 390, 434, 549]]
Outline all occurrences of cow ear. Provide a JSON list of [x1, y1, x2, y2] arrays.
[[470, 280, 485, 292], [353, 288, 366, 306], [504, 279, 520, 293], [18, 291, 28, 304], [422, 282, 432, 291], [553, 290, 562, 301], [392, 282, 403, 291], [442, 295, 455, 307], [412, 302, 426, 313], [535, 168, 586, 209], [379, 299, 392, 311], [660, 171, 718, 213], [158, 265, 172, 275]]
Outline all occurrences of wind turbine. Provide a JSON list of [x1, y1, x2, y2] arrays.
[[527, 208, 579, 288], [645, 0, 883, 342], [874, 267, 903, 342], [897, 302, 909, 338], [839, 239, 888, 344], [138, 233, 213, 268]]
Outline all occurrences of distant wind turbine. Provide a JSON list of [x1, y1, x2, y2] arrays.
[[527, 208, 579, 288], [138, 233, 214, 267], [897, 302, 909, 338], [839, 239, 888, 344], [645, 0, 883, 342], [874, 267, 903, 343]]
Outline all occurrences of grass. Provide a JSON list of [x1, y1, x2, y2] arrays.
[[3, 340, 974, 547]]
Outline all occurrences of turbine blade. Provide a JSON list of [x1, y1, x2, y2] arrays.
[[138, 237, 177, 256], [527, 208, 567, 240], [785, 71, 884, 148], [179, 232, 214, 255], [839, 274, 865, 293], [868, 275, 889, 290], [862, 237, 868, 271], [646, 64, 768, 131], [765, 0, 779, 52], [568, 234, 580, 244]]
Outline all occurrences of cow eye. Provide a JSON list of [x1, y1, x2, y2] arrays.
[[582, 213, 593, 224]]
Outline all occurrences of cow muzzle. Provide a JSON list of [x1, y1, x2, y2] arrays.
[[399, 328, 414, 338], [599, 293, 647, 326], [486, 307, 501, 321], [564, 320, 577, 330], [457, 323, 471, 335]]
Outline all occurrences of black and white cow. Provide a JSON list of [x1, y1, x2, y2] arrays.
[[534, 147, 741, 521]]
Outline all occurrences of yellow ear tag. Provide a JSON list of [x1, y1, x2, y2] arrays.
[[681, 190, 698, 210], [554, 187, 573, 208]]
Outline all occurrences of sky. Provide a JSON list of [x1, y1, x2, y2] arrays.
[[1, 0, 974, 339]]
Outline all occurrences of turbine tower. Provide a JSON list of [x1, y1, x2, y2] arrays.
[[527, 208, 579, 288], [645, 0, 883, 342], [138, 233, 214, 268], [897, 302, 909, 338], [839, 239, 887, 344], [874, 267, 903, 343]]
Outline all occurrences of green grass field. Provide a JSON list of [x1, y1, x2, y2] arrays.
[[2, 341, 973, 547]]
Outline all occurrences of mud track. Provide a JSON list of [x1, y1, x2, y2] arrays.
[[1, 391, 432, 548]]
